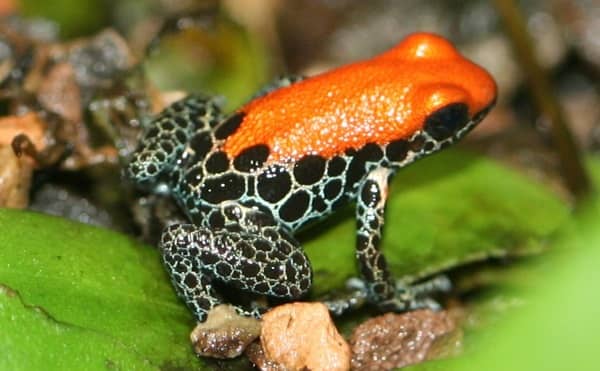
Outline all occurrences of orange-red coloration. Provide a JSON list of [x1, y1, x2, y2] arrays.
[[223, 33, 497, 162]]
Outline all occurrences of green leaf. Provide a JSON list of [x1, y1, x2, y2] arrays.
[[305, 149, 569, 295], [0, 210, 201, 370]]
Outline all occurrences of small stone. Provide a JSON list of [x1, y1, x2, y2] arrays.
[[260, 302, 351, 371], [190, 304, 261, 359], [350, 309, 461, 371]]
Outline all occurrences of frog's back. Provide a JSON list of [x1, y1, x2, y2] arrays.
[[221, 33, 496, 164], [171, 33, 496, 231]]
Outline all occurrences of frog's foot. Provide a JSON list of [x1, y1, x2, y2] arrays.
[[160, 221, 312, 322], [378, 275, 452, 312], [324, 275, 451, 316]]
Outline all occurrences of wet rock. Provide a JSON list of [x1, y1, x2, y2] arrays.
[[68, 29, 135, 90], [350, 309, 461, 370], [190, 304, 261, 359], [260, 302, 350, 371]]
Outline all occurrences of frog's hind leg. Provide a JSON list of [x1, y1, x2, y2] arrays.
[[126, 95, 223, 190], [160, 206, 312, 322]]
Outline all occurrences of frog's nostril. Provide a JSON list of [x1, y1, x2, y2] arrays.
[[423, 103, 469, 141]]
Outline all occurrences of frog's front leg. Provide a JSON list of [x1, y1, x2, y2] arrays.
[[346, 168, 450, 313], [126, 95, 223, 190], [160, 206, 312, 322], [354, 168, 396, 303]]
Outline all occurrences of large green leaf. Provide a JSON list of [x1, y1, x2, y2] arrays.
[[0, 149, 569, 369]]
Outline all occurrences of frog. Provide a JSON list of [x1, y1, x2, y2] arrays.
[[126, 32, 497, 322]]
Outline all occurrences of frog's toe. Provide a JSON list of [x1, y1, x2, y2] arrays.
[[397, 274, 452, 298], [376, 296, 442, 313], [377, 274, 452, 312], [345, 277, 367, 291]]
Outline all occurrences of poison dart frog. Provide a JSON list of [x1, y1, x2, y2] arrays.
[[126, 33, 497, 322]]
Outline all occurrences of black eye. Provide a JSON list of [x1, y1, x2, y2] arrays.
[[423, 103, 469, 141]]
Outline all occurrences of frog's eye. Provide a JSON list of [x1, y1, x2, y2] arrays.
[[383, 33, 460, 61], [423, 103, 469, 141]]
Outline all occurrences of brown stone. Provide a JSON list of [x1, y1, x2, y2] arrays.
[[350, 310, 461, 370], [260, 302, 351, 371]]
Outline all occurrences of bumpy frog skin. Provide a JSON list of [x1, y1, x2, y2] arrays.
[[127, 33, 497, 321]]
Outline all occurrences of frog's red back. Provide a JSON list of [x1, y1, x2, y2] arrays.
[[223, 33, 497, 163]]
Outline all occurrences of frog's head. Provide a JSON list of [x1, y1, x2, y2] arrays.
[[380, 32, 497, 147]]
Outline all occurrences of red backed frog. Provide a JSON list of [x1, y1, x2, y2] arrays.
[[126, 33, 497, 321]]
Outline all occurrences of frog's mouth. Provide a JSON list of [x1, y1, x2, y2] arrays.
[[417, 99, 496, 157], [456, 100, 497, 140]]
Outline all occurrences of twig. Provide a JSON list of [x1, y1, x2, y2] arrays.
[[493, 0, 591, 201]]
